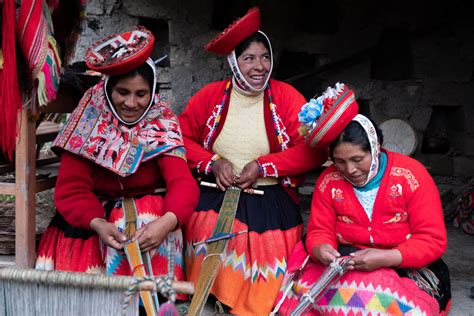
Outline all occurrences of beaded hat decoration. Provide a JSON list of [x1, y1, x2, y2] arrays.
[[298, 83, 359, 148], [205, 7, 261, 55], [85, 26, 154, 76]]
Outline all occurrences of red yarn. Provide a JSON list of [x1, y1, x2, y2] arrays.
[[0, 0, 23, 160]]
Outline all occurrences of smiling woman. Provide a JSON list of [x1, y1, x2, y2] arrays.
[[274, 83, 451, 315], [178, 7, 328, 315], [107, 63, 153, 124], [34, 26, 199, 314]]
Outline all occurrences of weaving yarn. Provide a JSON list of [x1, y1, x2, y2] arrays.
[[0, 0, 22, 160], [0, 269, 139, 316], [17, 0, 62, 110]]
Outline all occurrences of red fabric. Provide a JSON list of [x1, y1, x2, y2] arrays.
[[306, 151, 447, 269], [0, 0, 22, 160], [85, 26, 154, 76], [205, 7, 260, 55], [178, 79, 328, 189], [54, 151, 199, 229], [307, 88, 358, 148], [275, 241, 442, 315]]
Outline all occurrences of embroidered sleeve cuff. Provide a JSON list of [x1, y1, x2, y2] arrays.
[[197, 154, 221, 175], [257, 159, 278, 178]]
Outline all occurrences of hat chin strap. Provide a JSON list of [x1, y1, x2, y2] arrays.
[[227, 30, 273, 95], [104, 58, 157, 126]]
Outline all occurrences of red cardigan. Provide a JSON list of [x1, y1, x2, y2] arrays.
[[54, 151, 200, 230], [178, 79, 327, 195], [306, 151, 447, 269]]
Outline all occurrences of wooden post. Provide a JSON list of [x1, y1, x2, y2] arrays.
[[15, 110, 36, 268]]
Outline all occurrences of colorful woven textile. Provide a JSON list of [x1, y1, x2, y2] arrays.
[[17, 0, 62, 109], [36, 194, 187, 300], [275, 242, 441, 315], [185, 185, 303, 314], [0, 0, 22, 160], [52, 81, 185, 177], [86, 26, 154, 76]]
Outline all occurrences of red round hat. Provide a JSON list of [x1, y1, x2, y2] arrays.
[[299, 83, 359, 148], [205, 7, 261, 55], [85, 26, 154, 76]]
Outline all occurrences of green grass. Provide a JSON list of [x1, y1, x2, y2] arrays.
[[0, 194, 15, 202]]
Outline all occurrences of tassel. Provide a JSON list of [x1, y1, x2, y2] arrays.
[[0, 0, 23, 160], [34, 5, 62, 108], [17, 0, 62, 112]]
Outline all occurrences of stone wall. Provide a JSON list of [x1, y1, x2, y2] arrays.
[[70, 0, 474, 177]]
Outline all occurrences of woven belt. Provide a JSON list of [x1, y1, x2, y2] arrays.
[[188, 187, 242, 316]]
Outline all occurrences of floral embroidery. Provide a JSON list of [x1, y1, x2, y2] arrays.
[[319, 172, 343, 193], [331, 188, 344, 201], [390, 167, 419, 192], [383, 212, 408, 224], [337, 216, 354, 224], [389, 184, 403, 198]]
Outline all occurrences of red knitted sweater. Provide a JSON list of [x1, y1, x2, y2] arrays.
[[306, 151, 447, 269], [54, 151, 199, 230]]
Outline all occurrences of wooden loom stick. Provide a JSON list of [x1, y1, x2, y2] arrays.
[[124, 240, 157, 316], [188, 187, 242, 316], [200, 181, 264, 195], [122, 198, 158, 316]]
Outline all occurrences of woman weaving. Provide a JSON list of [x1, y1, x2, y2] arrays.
[[35, 26, 199, 302], [178, 7, 328, 315], [274, 83, 451, 315]]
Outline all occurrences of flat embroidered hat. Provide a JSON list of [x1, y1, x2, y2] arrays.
[[298, 83, 359, 148], [85, 26, 154, 76], [205, 7, 261, 55]]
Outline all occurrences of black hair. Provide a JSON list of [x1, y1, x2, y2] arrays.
[[106, 62, 155, 96], [235, 31, 271, 58], [329, 118, 384, 159]]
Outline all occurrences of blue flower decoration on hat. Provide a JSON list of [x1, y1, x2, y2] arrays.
[[298, 96, 324, 126]]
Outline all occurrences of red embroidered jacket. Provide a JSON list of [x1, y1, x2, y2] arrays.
[[55, 151, 199, 229], [178, 79, 327, 199], [306, 151, 447, 268]]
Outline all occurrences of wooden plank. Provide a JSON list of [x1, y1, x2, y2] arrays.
[[36, 121, 61, 143], [15, 110, 37, 268], [35, 176, 57, 193], [0, 255, 16, 268], [0, 156, 60, 174], [0, 182, 15, 195]]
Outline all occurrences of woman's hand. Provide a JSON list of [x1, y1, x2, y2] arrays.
[[90, 217, 126, 250], [134, 212, 178, 254], [350, 248, 402, 271], [312, 244, 341, 266], [236, 160, 260, 189], [212, 158, 236, 190]]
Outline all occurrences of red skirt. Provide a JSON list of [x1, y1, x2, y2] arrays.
[[185, 185, 303, 315], [274, 241, 450, 315], [36, 194, 186, 298]]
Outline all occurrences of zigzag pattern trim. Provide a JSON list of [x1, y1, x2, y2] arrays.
[[187, 243, 287, 283], [291, 279, 428, 315]]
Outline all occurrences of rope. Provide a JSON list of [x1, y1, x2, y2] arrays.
[[122, 278, 139, 315]]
